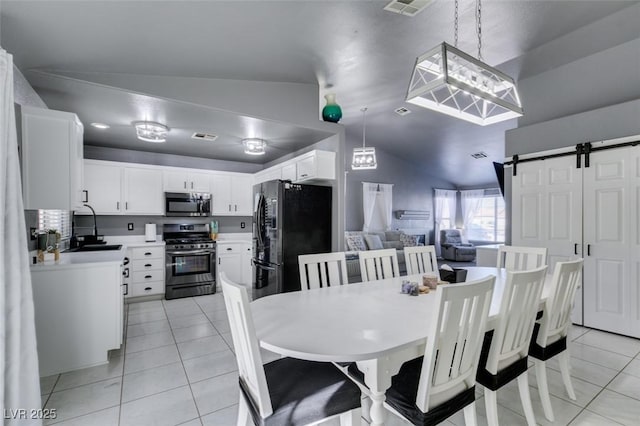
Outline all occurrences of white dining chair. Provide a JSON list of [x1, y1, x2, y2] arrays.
[[359, 248, 400, 282], [529, 259, 583, 421], [404, 245, 439, 277], [347, 275, 496, 425], [220, 273, 362, 426], [496, 245, 548, 271], [298, 252, 349, 291], [475, 265, 548, 426]]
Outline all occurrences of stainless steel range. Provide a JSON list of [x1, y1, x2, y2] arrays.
[[164, 224, 216, 300]]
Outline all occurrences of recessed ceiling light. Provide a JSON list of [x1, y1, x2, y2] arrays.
[[384, 0, 434, 17], [471, 151, 488, 159], [191, 132, 218, 142], [395, 107, 412, 116], [90, 122, 110, 129], [133, 121, 169, 143]]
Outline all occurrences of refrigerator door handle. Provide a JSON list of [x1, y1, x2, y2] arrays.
[[252, 259, 280, 270]]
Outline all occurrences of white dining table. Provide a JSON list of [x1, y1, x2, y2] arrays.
[[250, 267, 552, 426]]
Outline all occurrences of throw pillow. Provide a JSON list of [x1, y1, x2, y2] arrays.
[[345, 233, 367, 251], [399, 232, 419, 247], [364, 234, 384, 250], [382, 241, 404, 250]]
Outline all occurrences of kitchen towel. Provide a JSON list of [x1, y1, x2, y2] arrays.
[[145, 223, 157, 242]]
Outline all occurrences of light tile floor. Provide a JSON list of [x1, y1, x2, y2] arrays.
[[40, 293, 640, 426]]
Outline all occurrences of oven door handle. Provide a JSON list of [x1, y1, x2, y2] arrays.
[[167, 249, 214, 255]]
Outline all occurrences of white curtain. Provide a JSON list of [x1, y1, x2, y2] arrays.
[[362, 182, 393, 232], [461, 189, 485, 242], [1, 49, 42, 425], [434, 189, 457, 256]]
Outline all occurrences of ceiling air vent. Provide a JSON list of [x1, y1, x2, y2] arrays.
[[395, 106, 412, 116], [191, 132, 218, 142], [384, 0, 434, 17], [471, 151, 488, 159]]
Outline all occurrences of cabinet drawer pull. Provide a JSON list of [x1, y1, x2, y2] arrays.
[[123, 283, 128, 295], [226, 247, 232, 251], [228, 204, 232, 212], [123, 268, 129, 278], [144, 263, 152, 267], [300, 173, 308, 177], [574, 243, 578, 255], [125, 202, 129, 210], [144, 252, 152, 256], [144, 275, 152, 279], [235, 204, 237, 211], [184, 181, 187, 189], [191, 182, 194, 189], [117, 201, 120, 210], [82, 190, 88, 203], [145, 287, 152, 291]]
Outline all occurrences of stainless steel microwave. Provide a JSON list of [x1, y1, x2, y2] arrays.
[[164, 192, 211, 217]]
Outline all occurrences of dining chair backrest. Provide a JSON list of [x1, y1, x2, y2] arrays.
[[220, 273, 273, 418], [496, 246, 548, 271], [535, 259, 583, 346], [404, 245, 439, 277], [484, 266, 548, 375], [358, 248, 400, 281], [298, 252, 349, 291], [416, 275, 495, 412]]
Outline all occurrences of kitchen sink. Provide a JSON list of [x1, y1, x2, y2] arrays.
[[66, 244, 123, 252]]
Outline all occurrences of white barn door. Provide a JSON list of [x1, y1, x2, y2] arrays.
[[511, 156, 583, 324], [583, 147, 640, 337]]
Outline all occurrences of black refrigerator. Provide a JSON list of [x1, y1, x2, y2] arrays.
[[252, 180, 332, 299]]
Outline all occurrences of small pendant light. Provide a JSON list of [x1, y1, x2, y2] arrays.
[[351, 107, 377, 170]]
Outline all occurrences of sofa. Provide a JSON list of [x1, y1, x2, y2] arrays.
[[344, 230, 423, 282], [440, 229, 476, 262]]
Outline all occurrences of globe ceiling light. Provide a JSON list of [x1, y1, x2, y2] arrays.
[[243, 138, 266, 156], [134, 121, 169, 143], [352, 107, 377, 170], [406, 0, 522, 126]]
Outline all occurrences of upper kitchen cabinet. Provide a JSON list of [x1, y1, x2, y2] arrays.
[[83, 161, 122, 214], [123, 167, 163, 214], [163, 169, 210, 193], [295, 150, 335, 182], [210, 173, 253, 216], [82, 160, 163, 215], [20, 106, 84, 211]]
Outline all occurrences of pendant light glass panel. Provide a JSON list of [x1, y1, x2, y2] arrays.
[[406, 43, 522, 126], [352, 147, 377, 170]]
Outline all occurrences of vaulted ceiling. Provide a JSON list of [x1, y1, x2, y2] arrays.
[[2, 0, 636, 186]]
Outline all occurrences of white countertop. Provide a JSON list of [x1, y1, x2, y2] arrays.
[[214, 233, 252, 244], [30, 246, 127, 271]]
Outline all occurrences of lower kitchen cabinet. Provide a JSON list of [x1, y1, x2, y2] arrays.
[[217, 241, 252, 286], [124, 245, 165, 299], [31, 262, 123, 376]]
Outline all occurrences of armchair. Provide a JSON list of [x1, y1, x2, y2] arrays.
[[440, 229, 476, 262]]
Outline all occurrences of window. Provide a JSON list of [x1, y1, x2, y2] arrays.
[[38, 210, 71, 240], [466, 193, 505, 242]]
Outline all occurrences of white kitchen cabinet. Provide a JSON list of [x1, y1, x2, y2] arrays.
[[241, 242, 253, 286], [295, 150, 335, 182], [125, 245, 165, 299], [210, 173, 253, 216], [82, 161, 163, 215], [163, 169, 210, 193], [217, 241, 244, 284], [281, 163, 297, 181], [83, 161, 123, 214], [31, 262, 123, 376], [123, 167, 164, 215], [20, 106, 84, 211], [254, 167, 282, 184]]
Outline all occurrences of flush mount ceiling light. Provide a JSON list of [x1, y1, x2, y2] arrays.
[[243, 138, 266, 156], [134, 121, 169, 143], [352, 107, 377, 170], [90, 122, 110, 129], [406, 0, 522, 126]]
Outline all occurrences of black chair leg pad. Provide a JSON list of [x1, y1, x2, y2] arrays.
[[240, 357, 361, 426], [528, 323, 567, 361], [476, 331, 529, 391], [350, 357, 476, 426]]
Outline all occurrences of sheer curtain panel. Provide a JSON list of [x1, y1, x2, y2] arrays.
[[362, 182, 393, 232], [1, 49, 43, 425], [461, 189, 485, 242], [434, 189, 457, 256]]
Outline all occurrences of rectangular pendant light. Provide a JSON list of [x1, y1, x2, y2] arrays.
[[352, 147, 377, 170], [406, 42, 523, 126]]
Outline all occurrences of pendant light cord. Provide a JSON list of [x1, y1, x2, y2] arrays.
[[361, 107, 368, 148], [476, 0, 483, 60], [454, 0, 459, 48]]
